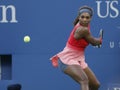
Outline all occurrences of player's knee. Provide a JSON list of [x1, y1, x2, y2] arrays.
[[77, 73, 89, 85], [79, 79, 89, 85], [78, 76, 89, 85]]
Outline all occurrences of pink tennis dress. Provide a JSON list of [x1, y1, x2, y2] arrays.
[[50, 23, 90, 69]]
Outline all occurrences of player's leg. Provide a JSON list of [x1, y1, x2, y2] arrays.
[[83, 67, 100, 90], [63, 65, 89, 90]]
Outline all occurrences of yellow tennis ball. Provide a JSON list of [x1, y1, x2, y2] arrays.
[[24, 36, 30, 43]]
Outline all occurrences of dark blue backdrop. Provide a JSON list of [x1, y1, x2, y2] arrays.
[[0, 0, 120, 90]]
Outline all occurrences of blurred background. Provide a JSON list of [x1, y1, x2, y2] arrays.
[[0, 0, 120, 90]]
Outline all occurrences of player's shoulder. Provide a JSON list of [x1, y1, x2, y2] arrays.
[[76, 26, 89, 33]]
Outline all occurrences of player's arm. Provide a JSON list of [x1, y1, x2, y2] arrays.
[[74, 27, 101, 46]]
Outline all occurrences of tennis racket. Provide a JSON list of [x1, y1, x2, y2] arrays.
[[97, 29, 104, 48]]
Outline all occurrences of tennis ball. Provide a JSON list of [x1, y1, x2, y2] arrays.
[[24, 36, 30, 43]]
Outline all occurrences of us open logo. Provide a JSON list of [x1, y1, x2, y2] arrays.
[[96, 0, 119, 18]]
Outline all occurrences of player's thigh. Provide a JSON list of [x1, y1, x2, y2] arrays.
[[83, 67, 100, 85], [64, 65, 88, 82]]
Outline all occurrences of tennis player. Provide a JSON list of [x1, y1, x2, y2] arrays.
[[50, 6, 102, 90]]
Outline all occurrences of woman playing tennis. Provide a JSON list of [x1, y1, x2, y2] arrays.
[[50, 6, 102, 90]]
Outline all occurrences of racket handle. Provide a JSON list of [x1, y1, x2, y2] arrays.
[[98, 44, 101, 48], [95, 44, 101, 48]]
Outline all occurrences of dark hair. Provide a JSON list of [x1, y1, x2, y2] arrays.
[[73, 6, 93, 26]]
